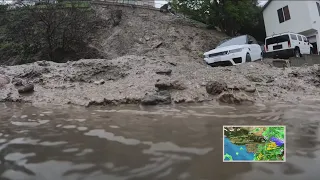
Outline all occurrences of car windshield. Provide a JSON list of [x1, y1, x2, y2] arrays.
[[216, 35, 247, 48]]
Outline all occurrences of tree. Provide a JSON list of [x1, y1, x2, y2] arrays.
[[171, 0, 266, 40], [0, 1, 105, 64]]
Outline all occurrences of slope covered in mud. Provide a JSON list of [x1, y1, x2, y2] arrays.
[[90, 5, 228, 61], [1, 56, 320, 106], [1, 5, 320, 106]]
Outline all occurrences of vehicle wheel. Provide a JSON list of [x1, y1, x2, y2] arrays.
[[246, 53, 251, 62], [294, 48, 301, 57]]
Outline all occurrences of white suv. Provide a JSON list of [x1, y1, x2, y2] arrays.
[[264, 32, 312, 58], [203, 35, 262, 67]]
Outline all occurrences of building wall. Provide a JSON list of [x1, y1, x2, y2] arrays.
[[263, 1, 312, 37], [307, 1, 320, 30], [306, 1, 320, 54]]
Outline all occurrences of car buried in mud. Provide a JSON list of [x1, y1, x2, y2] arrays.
[[203, 35, 263, 67]]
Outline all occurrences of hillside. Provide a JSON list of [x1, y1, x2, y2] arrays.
[[90, 4, 228, 61], [1, 4, 320, 107]]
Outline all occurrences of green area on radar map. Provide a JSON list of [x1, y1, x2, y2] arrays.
[[224, 126, 285, 162]]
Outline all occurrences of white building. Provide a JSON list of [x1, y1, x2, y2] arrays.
[[262, 0, 320, 54]]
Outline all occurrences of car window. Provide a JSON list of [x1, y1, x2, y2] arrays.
[[248, 35, 258, 44], [216, 35, 247, 48], [303, 36, 308, 42], [298, 35, 302, 41], [290, 34, 297, 40], [265, 35, 289, 45]]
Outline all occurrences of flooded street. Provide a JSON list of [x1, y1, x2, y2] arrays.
[[0, 102, 320, 180]]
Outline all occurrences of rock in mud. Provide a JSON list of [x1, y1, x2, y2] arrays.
[[227, 85, 242, 91], [152, 41, 163, 49], [141, 91, 171, 105], [272, 59, 290, 68], [244, 86, 256, 93], [246, 74, 263, 82], [111, 9, 122, 26], [18, 84, 34, 94], [288, 71, 300, 77], [155, 80, 186, 91], [155, 68, 172, 75], [37, 61, 50, 67], [12, 78, 24, 86], [217, 92, 254, 105], [144, 36, 151, 41], [94, 79, 105, 85], [0, 74, 10, 87], [206, 81, 227, 95], [168, 62, 177, 66]]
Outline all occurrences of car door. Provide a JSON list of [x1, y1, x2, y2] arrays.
[[297, 35, 307, 54], [247, 35, 262, 60], [302, 36, 310, 54]]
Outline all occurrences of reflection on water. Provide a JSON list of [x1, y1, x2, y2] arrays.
[[0, 102, 320, 180]]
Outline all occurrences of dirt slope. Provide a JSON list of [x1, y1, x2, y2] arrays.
[[1, 5, 320, 107], [1, 56, 320, 106], [90, 4, 227, 61]]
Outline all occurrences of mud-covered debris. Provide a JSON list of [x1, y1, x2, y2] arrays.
[[152, 41, 163, 49], [206, 81, 227, 95], [288, 71, 300, 77], [246, 74, 263, 82], [94, 79, 105, 85], [155, 68, 172, 75], [217, 92, 254, 104], [111, 10, 122, 26], [227, 85, 242, 90], [0, 74, 10, 87], [141, 91, 171, 105], [168, 62, 177, 66], [19, 68, 49, 79], [272, 59, 290, 68], [155, 80, 186, 90], [37, 61, 50, 67], [12, 78, 23, 86], [171, 80, 187, 90], [144, 36, 151, 41], [244, 86, 256, 93], [155, 81, 171, 90], [18, 84, 34, 94], [266, 77, 275, 83]]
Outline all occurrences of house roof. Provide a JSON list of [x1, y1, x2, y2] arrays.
[[262, 0, 272, 11]]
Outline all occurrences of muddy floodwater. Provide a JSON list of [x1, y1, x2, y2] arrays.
[[0, 102, 320, 180]]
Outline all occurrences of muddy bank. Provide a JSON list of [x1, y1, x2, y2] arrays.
[[1, 56, 320, 106]]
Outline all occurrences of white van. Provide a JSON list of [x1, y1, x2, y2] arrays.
[[264, 32, 312, 58]]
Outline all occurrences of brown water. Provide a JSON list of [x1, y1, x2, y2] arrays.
[[0, 101, 320, 180]]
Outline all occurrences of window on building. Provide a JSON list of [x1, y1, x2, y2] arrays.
[[290, 34, 297, 40], [277, 8, 284, 23], [277, 5, 291, 23], [298, 35, 302, 41], [317, 2, 320, 16], [283, 6, 291, 20]]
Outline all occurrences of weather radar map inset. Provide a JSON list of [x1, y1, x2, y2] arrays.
[[223, 126, 285, 162]]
